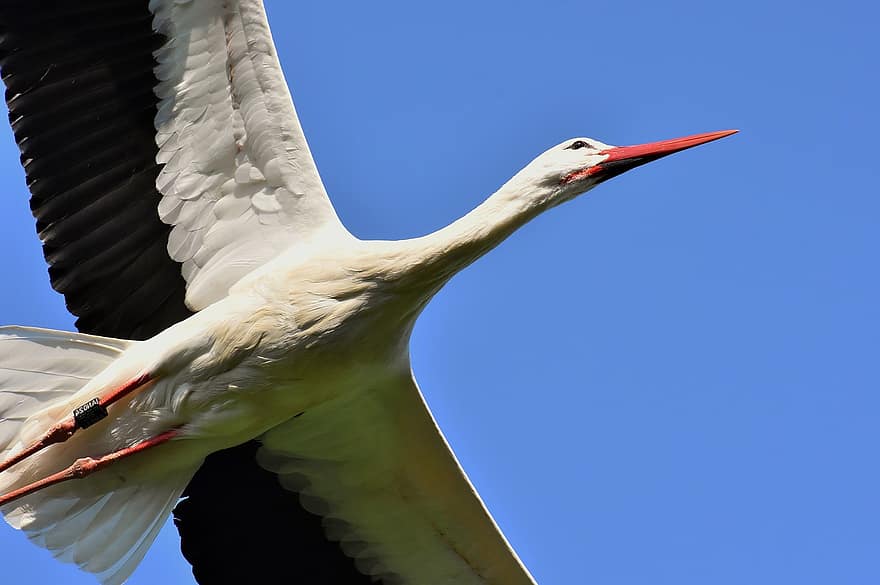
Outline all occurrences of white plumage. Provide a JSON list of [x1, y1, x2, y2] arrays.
[[0, 1, 734, 583]]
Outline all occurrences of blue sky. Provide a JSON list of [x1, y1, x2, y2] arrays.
[[1, 0, 878, 583]]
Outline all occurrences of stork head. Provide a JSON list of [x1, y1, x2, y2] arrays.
[[521, 129, 737, 206]]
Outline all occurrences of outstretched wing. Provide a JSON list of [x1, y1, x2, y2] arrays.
[[0, 0, 349, 335], [256, 370, 538, 585]]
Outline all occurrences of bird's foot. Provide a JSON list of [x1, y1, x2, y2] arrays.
[[0, 373, 155, 474], [0, 428, 179, 507]]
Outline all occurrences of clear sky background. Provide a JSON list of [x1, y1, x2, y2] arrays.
[[1, 0, 878, 583]]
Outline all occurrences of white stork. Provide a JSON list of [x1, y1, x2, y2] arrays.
[[0, 1, 735, 583]]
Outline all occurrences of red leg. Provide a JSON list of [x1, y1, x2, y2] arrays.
[[0, 373, 155, 474], [99, 372, 154, 409], [0, 428, 179, 507], [0, 419, 77, 474]]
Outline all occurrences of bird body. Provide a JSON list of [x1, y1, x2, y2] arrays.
[[0, 1, 736, 582]]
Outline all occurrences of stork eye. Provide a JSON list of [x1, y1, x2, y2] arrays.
[[567, 140, 590, 150]]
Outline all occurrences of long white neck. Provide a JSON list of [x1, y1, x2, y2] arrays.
[[400, 173, 555, 291]]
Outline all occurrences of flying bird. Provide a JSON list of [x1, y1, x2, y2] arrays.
[[0, 1, 735, 584]]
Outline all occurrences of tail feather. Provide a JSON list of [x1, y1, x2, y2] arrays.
[[10, 475, 194, 585], [93, 482, 187, 584], [0, 326, 197, 585]]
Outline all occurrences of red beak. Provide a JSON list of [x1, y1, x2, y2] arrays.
[[577, 129, 738, 184]]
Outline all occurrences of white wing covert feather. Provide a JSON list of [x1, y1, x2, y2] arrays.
[[257, 370, 538, 585], [149, 0, 349, 309]]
